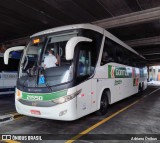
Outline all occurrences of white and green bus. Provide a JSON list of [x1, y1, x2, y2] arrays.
[[4, 24, 147, 120]]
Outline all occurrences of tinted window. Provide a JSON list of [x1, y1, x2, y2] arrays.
[[101, 37, 146, 67], [101, 38, 116, 65], [79, 29, 103, 64], [77, 45, 96, 76], [0, 56, 21, 72]]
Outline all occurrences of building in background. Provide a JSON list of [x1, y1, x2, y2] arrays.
[[149, 66, 160, 81]]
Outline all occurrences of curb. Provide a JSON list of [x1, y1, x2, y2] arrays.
[[0, 113, 22, 124], [0, 114, 14, 123]]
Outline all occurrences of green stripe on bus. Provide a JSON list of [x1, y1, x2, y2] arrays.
[[22, 90, 67, 101]]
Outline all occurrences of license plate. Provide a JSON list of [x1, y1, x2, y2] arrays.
[[30, 110, 41, 115]]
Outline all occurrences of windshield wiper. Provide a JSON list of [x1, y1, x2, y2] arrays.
[[45, 82, 52, 92]]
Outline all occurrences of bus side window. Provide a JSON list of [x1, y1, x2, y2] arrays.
[[76, 44, 97, 84], [77, 49, 91, 76], [116, 46, 123, 64], [101, 38, 115, 66]]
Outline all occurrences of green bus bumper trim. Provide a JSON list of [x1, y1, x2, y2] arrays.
[[22, 90, 67, 101]]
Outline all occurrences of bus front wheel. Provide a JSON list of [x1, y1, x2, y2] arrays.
[[96, 91, 109, 116]]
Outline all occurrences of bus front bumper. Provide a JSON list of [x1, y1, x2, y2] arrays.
[[15, 98, 77, 121]]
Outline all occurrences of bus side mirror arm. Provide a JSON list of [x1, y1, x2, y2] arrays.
[[4, 46, 25, 65], [65, 36, 92, 60]]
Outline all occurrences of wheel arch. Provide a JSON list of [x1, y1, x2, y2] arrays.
[[98, 88, 111, 109]]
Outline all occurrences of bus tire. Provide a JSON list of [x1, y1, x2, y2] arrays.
[[138, 82, 144, 94], [142, 82, 144, 90], [96, 90, 109, 116], [138, 83, 142, 93]]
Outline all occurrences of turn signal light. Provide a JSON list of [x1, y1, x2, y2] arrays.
[[17, 90, 21, 97], [16, 89, 22, 100]]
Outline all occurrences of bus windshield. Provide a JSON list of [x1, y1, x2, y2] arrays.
[[19, 30, 78, 87]]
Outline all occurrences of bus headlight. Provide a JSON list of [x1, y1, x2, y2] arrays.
[[53, 89, 81, 104], [55, 97, 66, 103]]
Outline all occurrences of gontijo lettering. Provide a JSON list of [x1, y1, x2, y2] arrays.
[[108, 65, 132, 78], [115, 68, 129, 76]]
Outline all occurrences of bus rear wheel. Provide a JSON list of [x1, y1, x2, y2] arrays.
[[138, 82, 144, 93], [96, 91, 109, 116]]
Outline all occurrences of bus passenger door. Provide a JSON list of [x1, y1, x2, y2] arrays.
[[76, 80, 92, 118], [91, 79, 97, 112]]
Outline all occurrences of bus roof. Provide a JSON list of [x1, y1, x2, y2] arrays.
[[31, 24, 104, 37], [31, 23, 144, 59]]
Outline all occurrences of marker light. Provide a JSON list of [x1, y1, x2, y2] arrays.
[[33, 38, 40, 44], [53, 89, 82, 104]]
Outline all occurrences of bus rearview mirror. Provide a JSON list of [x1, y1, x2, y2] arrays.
[[65, 36, 92, 60], [4, 46, 25, 65]]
